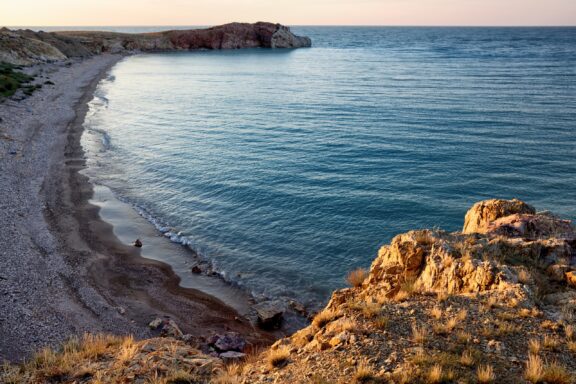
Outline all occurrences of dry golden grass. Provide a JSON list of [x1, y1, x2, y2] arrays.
[[543, 335, 560, 351], [568, 341, 576, 353], [565, 324, 574, 341], [213, 365, 241, 384], [394, 289, 411, 302], [373, 315, 389, 330], [436, 291, 450, 302], [483, 296, 498, 311], [529, 338, 542, 355], [427, 364, 443, 384], [312, 309, 340, 328], [456, 331, 472, 344], [430, 306, 443, 320], [361, 302, 382, 319], [460, 350, 474, 367], [267, 346, 291, 369], [542, 362, 573, 384], [433, 317, 458, 336], [525, 354, 545, 383], [165, 368, 199, 383], [412, 323, 428, 344], [426, 364, 454, 384], [353, 361, 376, 383], [347, 268, 368, 288], [541, 320, 560, 331], [455, 309, 468, 322], [477, 364, 496, 384], [338, 317, 359, 332]]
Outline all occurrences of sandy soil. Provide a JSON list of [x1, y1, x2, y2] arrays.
[[0, 55, 272, 362]]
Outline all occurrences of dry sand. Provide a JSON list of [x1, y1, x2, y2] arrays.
[[0, 55, 271, 362]]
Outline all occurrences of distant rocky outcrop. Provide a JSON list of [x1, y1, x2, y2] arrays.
[[0, 22, 312, 65]]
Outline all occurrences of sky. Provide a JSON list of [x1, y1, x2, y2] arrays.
[[2, 0, 576, 26]]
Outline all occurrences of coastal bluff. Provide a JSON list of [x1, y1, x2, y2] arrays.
[[2, 198, 575, 383], [0, 22, 312, 65]]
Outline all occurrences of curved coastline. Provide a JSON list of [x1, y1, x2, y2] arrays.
[[0, 53, 275, 361]]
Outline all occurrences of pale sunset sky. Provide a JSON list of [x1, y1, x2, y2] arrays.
[[2, 0, 575, 26]]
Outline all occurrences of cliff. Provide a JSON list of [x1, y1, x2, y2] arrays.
[[0, 22, 312, 65], [2, 199, 575, 383]]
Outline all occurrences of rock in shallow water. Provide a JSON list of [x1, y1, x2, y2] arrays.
[[254, 300, 285, 329]]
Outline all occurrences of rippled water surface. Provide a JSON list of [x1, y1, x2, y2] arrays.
[[83, 27, 576, 307]]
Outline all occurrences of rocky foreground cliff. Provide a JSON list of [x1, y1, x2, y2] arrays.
[[2, 199, 575, 383], [0, 22, 312, 65]]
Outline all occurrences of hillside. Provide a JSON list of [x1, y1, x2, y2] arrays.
[[2, 199, 575, 383], [0, 22, 312, 65]]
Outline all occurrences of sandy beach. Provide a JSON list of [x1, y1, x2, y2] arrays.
[[0, 55, 271, 362]]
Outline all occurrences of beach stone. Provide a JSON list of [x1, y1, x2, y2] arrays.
[[254, 300, 285, 330], [191, 265, 202, 274], [134, 238, 143, 248]]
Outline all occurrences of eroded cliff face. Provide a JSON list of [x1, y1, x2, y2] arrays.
[[0, 22, 312, 65]]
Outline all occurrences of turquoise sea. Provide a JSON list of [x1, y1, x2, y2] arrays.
[[81, 27, 576, 309]]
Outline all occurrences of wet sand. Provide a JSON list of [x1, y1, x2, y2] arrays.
[[0, 55, 273, 362]]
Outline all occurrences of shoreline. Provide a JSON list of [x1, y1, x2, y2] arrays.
[[0, 54, 274, 361]]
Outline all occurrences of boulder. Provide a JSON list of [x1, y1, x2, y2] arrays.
[[208, 332, 246, 352], [219, 351, 246, 363], [462, 199, 535, 234], [148, 317, 183, 338], [254, 300, 285, 329]]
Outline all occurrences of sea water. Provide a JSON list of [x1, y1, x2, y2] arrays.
[[82, 27, 576, 309]]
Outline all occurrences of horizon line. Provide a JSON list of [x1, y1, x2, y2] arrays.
[[3, 24, 576, 28]]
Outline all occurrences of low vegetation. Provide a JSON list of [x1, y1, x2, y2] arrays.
[[0, 62, 38, 98]]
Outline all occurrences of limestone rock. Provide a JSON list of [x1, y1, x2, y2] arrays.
[[462, 199, 535, 234]]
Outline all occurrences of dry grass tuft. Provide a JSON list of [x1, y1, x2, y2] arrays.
[[373, 316, 389, 330], [477, 364, 496, 384], [430, 306, 443, 320], [436, 291, 451, 302], [267, 346, 291, 369], [528, 338, 542, 355], [541, 320, 560, 331], [525, 354, 545, 383], [412, 323, 428, 344], [543, 335, 560, 351], [312, 309, 340, 328], [427, 364, 444, 384], [347, 268, 368, 288], [433, 317, 458, 336], [361, 302, 382, 319], [460, 350, 474, 367], [353, 361, 377, 383], [564, 324, 574, 341], [568, 341, 576, 353], [456, 331, 472, 344], [543, 362, 572, 384]]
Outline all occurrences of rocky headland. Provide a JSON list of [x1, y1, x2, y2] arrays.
[[0, 22, 312, 65], [2, 199, 575, 383]]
